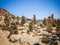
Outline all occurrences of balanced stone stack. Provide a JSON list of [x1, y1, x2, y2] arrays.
[[46, 16, 53, 33], [29, 21, 34, 32], [32, 15, 36, 24], [51, 14, 54, 19], [21, 16, 27, 26], [51, 14, 57, 27], [43, 18, 46, 26], [10, 23, 18, 34]]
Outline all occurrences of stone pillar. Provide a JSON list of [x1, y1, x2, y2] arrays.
[[51, 14, 54, 19], [43, 18, 46, 26], [29, 21, 34, 32], [51, 14, 56, 27], [21, 16, 26, 26], [46, 16, 53, 33], [33, 15, 36, 24]]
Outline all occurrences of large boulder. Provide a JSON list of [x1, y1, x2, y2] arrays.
[[0, 29, 10, 37], [39, 30, 51, 36], [19, 36, 30, 44], [41, 36, 50, 42], [9, 34, 21, 43]]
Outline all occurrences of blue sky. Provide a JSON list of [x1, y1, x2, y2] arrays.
[[0, 0, 60, 20]]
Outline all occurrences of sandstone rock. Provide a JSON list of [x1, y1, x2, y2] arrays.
[[52, 30, 56, 35], [19, 36, 30, 44], [9, 34, 21, 42], [40, 31, 51, 36], [0, 30, 10, 37], [21, 30, 27, 33], [41, 36, 50, 42], [24, 23, 29, 26], [17, 26, 25, 30], [33, 42, 41, 45]]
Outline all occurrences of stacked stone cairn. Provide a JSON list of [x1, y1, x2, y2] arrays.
[[51, 14, 57, 27], [32, 15, 36, 24], [21, 16, 27, 26], [46, 16, 53, 33], [28, 21, 34, 32], [43, 18, 46, 26]]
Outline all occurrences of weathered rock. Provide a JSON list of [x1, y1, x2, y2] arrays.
[[0, 29, 10, 37], [17, 26, 25, 30], [9, 34, 21, 43], [41, 36, 50, 42], [19, 36, 30, 44]]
